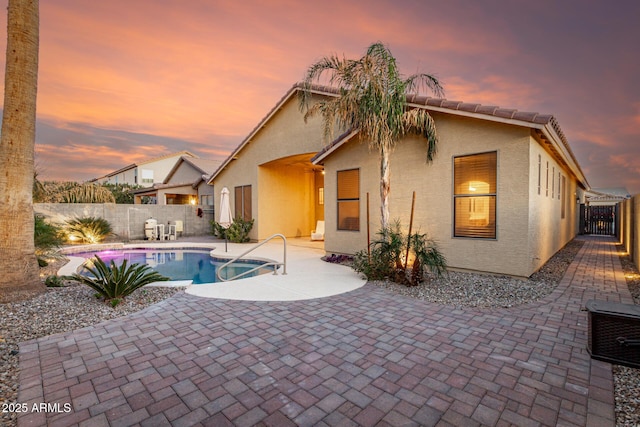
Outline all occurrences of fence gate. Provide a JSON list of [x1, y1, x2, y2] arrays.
[[580, 205, 617, 235]]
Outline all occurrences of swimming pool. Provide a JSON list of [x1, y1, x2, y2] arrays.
[[71, 249, 273, 284]]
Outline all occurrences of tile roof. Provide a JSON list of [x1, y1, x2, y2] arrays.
[[210, 83, 588, 189]]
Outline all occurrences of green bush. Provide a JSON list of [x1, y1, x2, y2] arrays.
[[34, 215, 65, 265], [211, 217, 254, 243], [66, 255, 169, 306], [65, 216, 113, 244], [45, 275, 65, 287], [352, 220, 446, 285]]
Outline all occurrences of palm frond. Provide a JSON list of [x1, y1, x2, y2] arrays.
[[67, 255, 169, 304], [298, 41, 444, 228]]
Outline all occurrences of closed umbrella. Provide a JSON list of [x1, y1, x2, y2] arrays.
[[219, 187, 233, 251]]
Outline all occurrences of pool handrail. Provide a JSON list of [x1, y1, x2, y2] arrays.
[[216, 233, 287, 282]]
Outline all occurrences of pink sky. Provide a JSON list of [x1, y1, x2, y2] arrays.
[[1, 0, 639, 194]]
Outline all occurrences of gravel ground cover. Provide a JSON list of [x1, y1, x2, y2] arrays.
[[613, 248, 640, 427], [370, 238, 584, 309], [0, 239, 637, 426], [0, 260, 182, 426]]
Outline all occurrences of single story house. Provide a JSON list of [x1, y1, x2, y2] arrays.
[[132, 156, 221, 206], [93, 151, 196, 187], [208, 83, 589, 277]]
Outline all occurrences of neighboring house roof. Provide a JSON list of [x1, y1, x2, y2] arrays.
[[163, 156, 222, 185], [131, 181, 199, 195], [586, 187, 631, 203], [132, 157, 222, 196], [210, 83, 589, 190], [95, 150, 197, 180]]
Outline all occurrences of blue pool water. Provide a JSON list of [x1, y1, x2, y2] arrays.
[[72, 249, 272, 284]]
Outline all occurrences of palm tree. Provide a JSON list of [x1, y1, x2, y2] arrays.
[[0, 0, 40, 301], [57, 183, 116, 203], [299, 42, 444, 229]]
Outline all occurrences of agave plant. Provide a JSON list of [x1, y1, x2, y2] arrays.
[[67, 256, 169, 304]]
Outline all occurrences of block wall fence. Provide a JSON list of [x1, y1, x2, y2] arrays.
[[34, 203, 214, 241], [618, 195, 640, 271]]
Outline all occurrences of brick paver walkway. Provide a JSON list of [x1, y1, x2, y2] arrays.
[[18, 235, 633, 426]]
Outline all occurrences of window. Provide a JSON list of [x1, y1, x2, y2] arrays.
[[552, 166, 555, 198], [561, 175, 566, 219], [200, 194, 213, 206], [337, 169, 359, 231], [546, 161, 549, 197], [453, 151, 497, 239], [234, 185, 252, 221], [537, 155, 541, 195], [141, 169, 154, 184]]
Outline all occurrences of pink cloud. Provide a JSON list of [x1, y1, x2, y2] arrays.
[[0, 0, 636, 194], [443, 75, 540, 110]]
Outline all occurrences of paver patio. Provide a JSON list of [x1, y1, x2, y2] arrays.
[[17, 235, 633, 426]]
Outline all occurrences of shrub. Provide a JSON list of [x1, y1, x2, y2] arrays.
[[409, 231, 447, 282], [65, 216, 113, 244], [66, 255, 169, 306], [211, 217, 254, 243], [45, 275, 65, 287], [352, 220, 447, 285], [34, 215, 65, 265]]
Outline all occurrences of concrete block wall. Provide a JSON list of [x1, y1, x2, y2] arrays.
[[634, 195, 639, 271], [619, 196, 639, 272], [34, 203, 214, 241]]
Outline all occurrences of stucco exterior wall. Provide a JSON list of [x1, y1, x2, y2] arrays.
[[97, 154, 190, 187], [323, 140, 378, 255], [144, 155, 189, 185], [526, 138, 580, 273], [97, 168, 137, 187], [257, 163, 316, 239], [211, 94, 329, 240], [157, 184, 195, 204], [323, 113, 579, 277], [169, 162, 202, 184], [197, 182, 215, 207]]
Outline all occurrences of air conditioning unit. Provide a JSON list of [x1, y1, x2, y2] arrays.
[[586, 300, 640, 368]]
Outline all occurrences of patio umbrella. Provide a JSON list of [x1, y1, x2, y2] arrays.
[[219, 187, 233, 252]]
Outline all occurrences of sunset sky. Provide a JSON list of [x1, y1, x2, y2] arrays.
[[0, 0, 638, 193]]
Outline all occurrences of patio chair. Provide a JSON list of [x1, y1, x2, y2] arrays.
[[311, 220, 325, 241]]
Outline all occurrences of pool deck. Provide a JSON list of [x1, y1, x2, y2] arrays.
[[19, 235, 633, 426], [186, 239, 366, 301], [57, 237, 366, 301]]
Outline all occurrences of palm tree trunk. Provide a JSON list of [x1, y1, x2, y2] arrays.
[[0, 0, 41, 301], [380, 144, 391, 229]]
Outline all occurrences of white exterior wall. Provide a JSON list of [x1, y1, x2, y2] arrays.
[[97, 154, 191, 187], [97, 168, 137, 186], [141, 155, 189, 185]]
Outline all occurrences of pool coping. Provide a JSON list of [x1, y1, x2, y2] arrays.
[[56, 242, 279, 287], [56, 240, 366, 301]]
